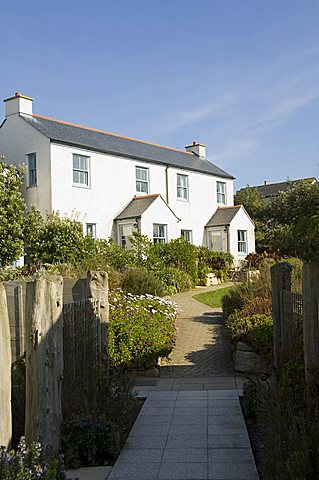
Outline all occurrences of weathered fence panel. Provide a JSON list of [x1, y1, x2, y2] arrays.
[[4, 281, 25, 363], [271, 262, 292, 372], [0, 283, 12, 448], [62, 298, 101, 417], [25, 276, 63, 456], [87, 271, 109, 367], [303, 263, 319, 383]]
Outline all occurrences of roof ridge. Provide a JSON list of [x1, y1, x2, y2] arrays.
[[33, 114, 193, 156]]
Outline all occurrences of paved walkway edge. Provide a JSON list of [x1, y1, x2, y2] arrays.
[[108, 389, 259, 480]]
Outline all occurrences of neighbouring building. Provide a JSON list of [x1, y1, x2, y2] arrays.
[[0, 92, 255, 264], [238, 178, 318, 200]]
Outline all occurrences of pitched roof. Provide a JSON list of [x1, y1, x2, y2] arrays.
[[115, 194, 160, 220], [205, 205, 241, 227], [248, 177, 318, 198], [20, 113, 234, 179]]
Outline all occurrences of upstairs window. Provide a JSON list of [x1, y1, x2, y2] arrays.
[[216, 181, 226, 204], [86, 223, 96, 239], [177, 174, 189, 200], [27, 153, 37, 187], [181, 229, 193, 243], [73, 154, 90, 186], [238, 230, 247, 254], [153, 224, 167, 244], [136, 166, 149, 194]]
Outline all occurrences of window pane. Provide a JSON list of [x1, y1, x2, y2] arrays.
[[73, 155, 80, 169]]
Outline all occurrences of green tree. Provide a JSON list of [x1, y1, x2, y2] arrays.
[[24, 208, 96, 264], [0, 157, 26, 266], [265, 181, 319, 260]]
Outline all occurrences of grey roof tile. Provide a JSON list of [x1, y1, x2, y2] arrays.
[[205, 206, 241, 227], [20, 114, 234, 179], [115, 195, 160, 220]]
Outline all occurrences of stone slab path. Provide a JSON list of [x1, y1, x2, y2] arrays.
[[108, 285, 259, 480]]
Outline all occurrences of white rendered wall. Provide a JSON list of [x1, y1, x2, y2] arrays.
[[0, 114, 51, 215], [228, 208, 255, 265], [167, 167, 233, 245], [50, 144, 168, 238], [140, 197, 180, 241], [50, 142, 234, 242]]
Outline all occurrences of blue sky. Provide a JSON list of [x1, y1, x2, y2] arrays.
[[1, 0, 319, 189]]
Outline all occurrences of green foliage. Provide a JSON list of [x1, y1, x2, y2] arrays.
[[109, 290, 179, 367], [24, 208, 96, 264], [197, 247, 233, 284], [226, 313, 273, 356], [193, 287, 234, 309], [158, 266, 193, 294], [151, 238, 198, 284], [234, 186, 267, 220], [121, 267, 165, 296], [61, 417, 121, 468], [0, 437, 69, 479], [221, 288, 245, 318], [0, 158, 26, 266]]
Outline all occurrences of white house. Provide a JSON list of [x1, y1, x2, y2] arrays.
[[0, 92, 255, 264]]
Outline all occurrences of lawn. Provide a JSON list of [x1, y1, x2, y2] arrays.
[[193, 287, 233, 308]]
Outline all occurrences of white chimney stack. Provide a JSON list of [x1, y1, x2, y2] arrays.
[[4, 92, 33, 117], [185, 141, 206, 159]]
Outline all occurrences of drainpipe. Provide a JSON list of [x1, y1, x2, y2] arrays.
[[165, 166, 169, 204]]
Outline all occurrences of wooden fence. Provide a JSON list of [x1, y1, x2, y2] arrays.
[[0, 271, 108, 454], [271, 262, 319, 383], [63, 298, 101, 418]]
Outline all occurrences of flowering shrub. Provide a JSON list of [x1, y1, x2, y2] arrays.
[[109, 290, 180, 367], [0, 437, 69, 479]]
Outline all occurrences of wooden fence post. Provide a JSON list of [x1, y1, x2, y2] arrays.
[[0, 283, 12, 448], [87, 271, 109, 368], [25, 276, 63, 456], [303, 263, 319, 383], [271, 262, 292, 374]]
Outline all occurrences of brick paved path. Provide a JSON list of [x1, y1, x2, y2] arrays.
[[160, 285, 234, 378]]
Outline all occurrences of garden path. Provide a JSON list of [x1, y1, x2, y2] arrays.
[[107, 285, 259, 480]]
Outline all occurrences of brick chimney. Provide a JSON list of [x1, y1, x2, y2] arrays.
[[4, 92, 33, 117], [185, 141, 206, 159]]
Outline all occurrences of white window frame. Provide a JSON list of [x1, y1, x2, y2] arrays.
[[153, 223, 167, 244], [27, 153, 37, 187], [216, 181, 226, 204], [238, 230, 247, 254], [181, 229, 193, 243], [177, 173, 189, 200], [136, 166, 149, 194], [86, 223, 96, 239], [73, 154, 90, 187]]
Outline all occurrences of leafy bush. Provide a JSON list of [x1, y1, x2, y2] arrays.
[[0, 438, 69, 479], [61, 417, 121, 468], [152, 238, 198, 284], [221, 288, 245, 318], [239, 296, 272, 317], [197, 247, 233, 284], [109, 290, 179, 367], [24, 208, 96, 265], [158, 267, 193, 294], [121, 267, 165, 296], [226, 313, 273, 357]]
